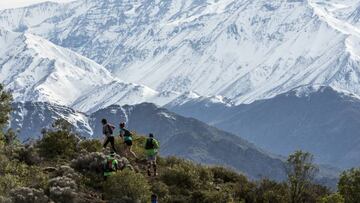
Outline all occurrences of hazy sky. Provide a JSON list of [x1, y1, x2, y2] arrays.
[[0, 0, 74, 10]]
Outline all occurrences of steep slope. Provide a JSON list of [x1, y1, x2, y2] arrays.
[[0, 28, 113, 105], [1, 0, 359, 104], [0, 28, 178, 111], [167, 85, 360, 169], [9, 101, 286, 180]]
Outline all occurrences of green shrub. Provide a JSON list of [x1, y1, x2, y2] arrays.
[[161, 163, 200, 190], [320, 193, 345, 203], [0, 174, 21, 196], [0, 160, 47, 196], [103, 169, 151, 203], [150, 181, 170, 202], [211, 166, 247, 184], [79, 139, 102, 153], [338, 168, 360, 203], [191, 190, 232, 203], [37, 130, 78, 160], [254, 179, 289, 203]]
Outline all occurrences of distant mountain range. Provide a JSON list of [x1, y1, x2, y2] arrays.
[[166, 85, 360, 169]]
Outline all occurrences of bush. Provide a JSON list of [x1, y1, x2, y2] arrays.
[[191, 190, 232, 203], [37, 130, 78, 160], [0, 161, 48, 195], [10, 187, 49, 203], [78, 139, 102, 153], [48, 176, 78, 203], [320, 193, 345, 203], [0, 196, 11, 203], [71, 152, 106, 173], [0, 174, 21, 196], [161, 163, 200, 190], [338, 168, 360, 203], [254, 179, 289, 203], [211, 166, 246, 184], [15, 145, 41, 165], [150, 181, 170, 202], [103, 169, 151, 203]]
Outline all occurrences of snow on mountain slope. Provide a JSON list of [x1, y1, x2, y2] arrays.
[[167, 91, 234, 108], [0, 0, 360, 103], [72, 80, 179, 113], [0, 28, 113, 105], [0, 0, 359, 105], [0, 28, 175, 110]]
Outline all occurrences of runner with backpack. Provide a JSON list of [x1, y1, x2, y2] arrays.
[[119, 122, 137, 159], [103, 151, 118, 180], [145, 133, 160, 176], [101, 119, 117, 153]]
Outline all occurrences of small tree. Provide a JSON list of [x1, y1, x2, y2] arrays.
[[286, 151, 318, 203], [37, 119, 79, 160], [0, 84, 12, 148], [0, 84, 12, 130], [338, 168, 360, 203]]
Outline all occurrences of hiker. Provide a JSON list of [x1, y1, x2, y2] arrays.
[[145, 133, 160, 176], [151, 194, 158, 203], [119, 122, 137, 159], [103, 151, 118, 180], [101, 119, 117, 153]]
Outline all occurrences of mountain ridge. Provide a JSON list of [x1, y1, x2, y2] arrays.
[[166, 85, 360, 169]]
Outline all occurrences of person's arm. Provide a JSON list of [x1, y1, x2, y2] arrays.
[[154, 139, 160, 149], [102, 125, 106, 137]]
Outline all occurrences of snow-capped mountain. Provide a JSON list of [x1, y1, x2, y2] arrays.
[[1, 0, 359, 105], [0, 28, 113, 105], [0, 28, 178, 111]]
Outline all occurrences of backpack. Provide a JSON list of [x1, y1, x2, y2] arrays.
[[123, 128, 132, 138], [104, 158, 115, 172], [106, 124, 115, 135], [145, 138, 155, 150]]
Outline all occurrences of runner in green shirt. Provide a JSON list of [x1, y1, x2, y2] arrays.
[[103, 151, 118, 180], [144, 133, 160, 176]]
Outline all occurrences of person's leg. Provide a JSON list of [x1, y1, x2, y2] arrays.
[[109, 137, 117, 153], [103, 137, 109, 148], [147, 159, 152, 176], [129, 145, 137, 159], [153, 160, 157, 176], [123, 144, 129, 157]]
